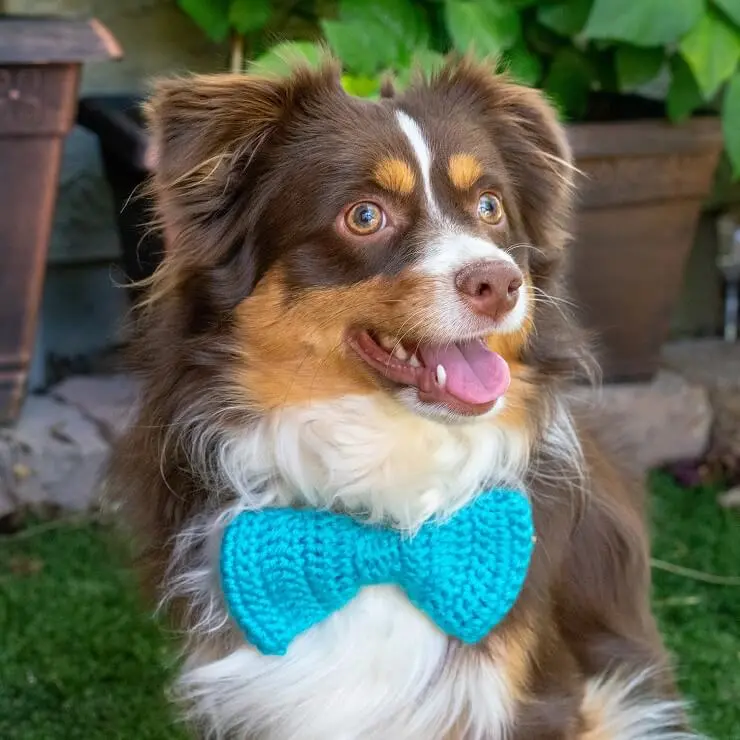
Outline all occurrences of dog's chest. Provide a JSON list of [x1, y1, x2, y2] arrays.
[[190, 586, 515, 740]]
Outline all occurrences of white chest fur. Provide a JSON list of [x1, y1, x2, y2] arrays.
[[173, 394, 562, 739], [179, 586, 514, 740]]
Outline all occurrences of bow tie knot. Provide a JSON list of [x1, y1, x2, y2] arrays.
[[221, 489, 534, 655]]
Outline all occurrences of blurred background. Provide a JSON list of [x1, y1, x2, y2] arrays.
[[0, 1, 739, 738]]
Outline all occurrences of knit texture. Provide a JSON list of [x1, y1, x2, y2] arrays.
[[220, 489, 534, 656]]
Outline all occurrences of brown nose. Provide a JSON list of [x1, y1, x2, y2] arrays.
[[455, 261, 523, 321]]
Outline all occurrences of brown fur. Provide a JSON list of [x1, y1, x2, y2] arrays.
[[107, 57, 687, 738]]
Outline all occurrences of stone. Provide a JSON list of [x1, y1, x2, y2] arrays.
[[48, 126, 121, 266], [571, 370, 713, 473], [664, 339, 740, 480], [28, 265, 131, 391], [663, 339, 740, 387], [0, 454, 18, 519], [718, 487, 740, 509], [51, 374, 139, 441], [0, 394, 109, 513]]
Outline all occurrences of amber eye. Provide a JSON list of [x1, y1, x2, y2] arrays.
[[345, 202, 385, 235], [477, 192, 505, 225]]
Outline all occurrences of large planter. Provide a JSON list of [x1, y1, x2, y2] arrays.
[[0, 17, 121, 423], [569, 118, 723, 381]]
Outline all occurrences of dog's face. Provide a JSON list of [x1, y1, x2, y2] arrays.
[[148, 60, 574, 423]]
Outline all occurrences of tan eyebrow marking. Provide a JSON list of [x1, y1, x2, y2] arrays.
[[448, 153, 483, 190], [373, 157, 415, 194]]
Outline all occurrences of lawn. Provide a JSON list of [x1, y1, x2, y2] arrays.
[[0, 517, 187, 740], [0, 473, 738, 739]]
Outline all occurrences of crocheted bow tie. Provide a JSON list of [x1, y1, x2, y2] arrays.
[[220, 488, 534, 656]]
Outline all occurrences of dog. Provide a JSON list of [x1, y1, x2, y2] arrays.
[[107, 57, 695, 739]]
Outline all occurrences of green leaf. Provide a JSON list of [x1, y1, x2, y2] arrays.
[[445, 0, 521, 58], [228, 0, 272, 35], [584, 0, 704, 47], [680, 10, 740, 98], [723, 71, 740, 177], [341, 74, 381, 98], [321, 18, 397, 76], [177, 0, 231, 42], [537, 0, 593, 37], [543, 48, 593, 120], [666, 54, 704, 121], [524, 20, 568, 57], [412, 49, 447, 77], [713, 0, 740, 27], [588, 46, 619, 91], [615, 46, 665, 91], [339, 0, 429, 45], [336, 0, 430, 68], [250, 41, 323, 76], [503, 43, 543, 87], [395, 50, 447, 89]]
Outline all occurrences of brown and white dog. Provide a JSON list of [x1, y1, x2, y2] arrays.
[[107, 58, 695, 739]]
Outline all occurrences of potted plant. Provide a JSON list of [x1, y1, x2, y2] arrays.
[[83, 0, 738, 381], [0, 15, 121, 423]]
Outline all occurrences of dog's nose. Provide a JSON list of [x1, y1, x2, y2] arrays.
[[455, 261, 523, 321]]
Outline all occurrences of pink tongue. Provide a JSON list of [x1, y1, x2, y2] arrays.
[[418, 340, 511, 405]]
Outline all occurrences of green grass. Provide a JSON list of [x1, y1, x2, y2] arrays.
[[0, 475, 738, 739], [650, 472, 740, 739], [0, 518, 187, 740]]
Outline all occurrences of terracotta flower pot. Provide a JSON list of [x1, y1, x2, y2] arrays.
[[0, 17, 121, 423], [568, 118, 723, 381]]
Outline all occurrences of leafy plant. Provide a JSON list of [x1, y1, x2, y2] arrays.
[[177, 0, 740, 175]]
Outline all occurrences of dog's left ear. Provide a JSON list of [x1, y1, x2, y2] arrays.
[[432, 60, 574, 253]]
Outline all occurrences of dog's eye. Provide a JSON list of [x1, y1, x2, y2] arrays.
[[477, 192, 505, 225], [346, 202, 385, 235]]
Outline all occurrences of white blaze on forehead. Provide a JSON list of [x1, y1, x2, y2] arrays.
[[395, 110, 526, 334], [394, 110, 514, 274], [395, 110, 440, 216]]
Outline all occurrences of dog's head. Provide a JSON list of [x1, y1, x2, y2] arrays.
[[146, 58, 579, 424]]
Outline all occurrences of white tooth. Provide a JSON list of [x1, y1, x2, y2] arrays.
[[435, 364, 447, 388], [392, 345, 410, 361], [409, 354, 421, 367], [378, 334, 396, 352]]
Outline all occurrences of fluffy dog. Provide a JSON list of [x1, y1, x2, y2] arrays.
[[107, 57, 693, 739]]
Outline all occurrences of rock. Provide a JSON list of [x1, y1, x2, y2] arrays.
[[0, 375, 138, 517], [572, 370, 713, 473], [0, 460, 17, 519], [51, 374, 139, 441], [0, 394, 109, 512], [664, 339, 740, 481], [47, 126, 120, 266], [718, 487, 740, 509]]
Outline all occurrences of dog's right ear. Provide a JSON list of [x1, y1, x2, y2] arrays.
[[145, 62, 342, 295]]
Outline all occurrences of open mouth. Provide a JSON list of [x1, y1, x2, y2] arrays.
[[348, 329, 511, 416]]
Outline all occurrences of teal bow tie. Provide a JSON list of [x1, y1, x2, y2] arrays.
[[220, 489, 534, 656]]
